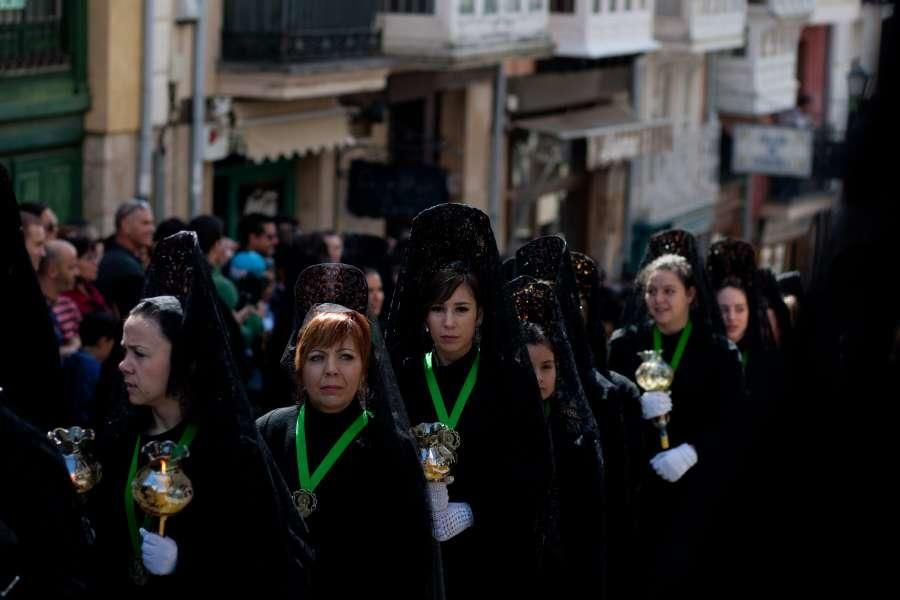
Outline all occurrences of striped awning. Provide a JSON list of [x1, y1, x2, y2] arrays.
[[233, 101, 355, 163]]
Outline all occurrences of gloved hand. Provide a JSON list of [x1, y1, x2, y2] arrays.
[[650, 443, 698, 483], [432, 502, 474, 542], [640, 391, 672, 420], [140, 528, 178, 576], [427, 480, 449, 512]]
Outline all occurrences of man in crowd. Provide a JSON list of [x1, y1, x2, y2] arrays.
[[20, 211, 46, 271], [37, 240, 81, 357], [229, 213, 277, 280], [97, 199, 155, 318]]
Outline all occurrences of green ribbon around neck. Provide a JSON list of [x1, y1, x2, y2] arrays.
[[125, 423, 198, 555], [424, 349, 480, 429], [652, 319, 693, 374], [294, 405, 369, 495]]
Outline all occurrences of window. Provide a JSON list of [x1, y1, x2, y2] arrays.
[[485, 0, 499, 13], [459, 0, 476, 14], [505, 0, 522, 11], [382, 0, 435, 13], [625, 0, 632, 10], [550, 0, 576, 13], [0, 0, 67, 73], [530, 0, 544, 10], [610, 0, 617, 12], [594, 0, 602, 12]]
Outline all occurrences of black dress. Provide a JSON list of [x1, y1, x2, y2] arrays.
[[0, 403, 89, 599], [609, 322, 746, 598], [257, 400, 433, 599], [89, 232, 309, 598], [90, 418, 306, 599], [397, 347, 546, 599]]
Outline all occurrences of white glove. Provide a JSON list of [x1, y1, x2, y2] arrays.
[[432, 502, 474, 542], [140, 528, 178, 576], [427, 480, 449, 512], [640, 391, 672, 420], [650, 443, 698, 483]]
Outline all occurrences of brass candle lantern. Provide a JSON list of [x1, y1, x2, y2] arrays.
[[635, 350, 675, 450], [131, 440, 194, 535], [47, 426, 102, 493], [412, 422, 461, 483]]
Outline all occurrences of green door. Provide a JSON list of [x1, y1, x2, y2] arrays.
[[213, 157, 296, 238], [7, 146, 82, 223]]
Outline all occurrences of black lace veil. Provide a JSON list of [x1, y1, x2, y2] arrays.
[[622, 229, 725, 336], [707, 239, 775, 353], [514, 235, 608, 375], [506, 275, 608, 592], [570, 251, 613, 372], [0, 163, 66, 430], [280, 262, 413, 433]]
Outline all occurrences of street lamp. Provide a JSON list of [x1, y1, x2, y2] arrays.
[[847, 59, 870, 115]]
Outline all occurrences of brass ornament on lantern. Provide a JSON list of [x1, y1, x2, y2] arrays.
[[47, 426, 102, 493], [131, 440, 194, 536], [635, 350, 675, 450], [412, 422, 461, 483]]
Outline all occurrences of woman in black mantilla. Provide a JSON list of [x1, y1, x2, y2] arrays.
[[705, 239, 788, 589], [608, 230, 746, 599], [386, 203, 552, 599], [506, 276, 607, 597], [0, 164, 88, 598], [512, 236, 645, 598], [256, 263, 435, 599], [88, 232, 309, 598]]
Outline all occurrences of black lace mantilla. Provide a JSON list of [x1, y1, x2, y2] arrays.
[[707, 238, 758, 292], [623, 228, 724, 337], [279, 263, 368, 377]]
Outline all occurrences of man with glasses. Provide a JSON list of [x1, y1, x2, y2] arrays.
[[19, 202, 59, 241], [97, 199, 155, 318]]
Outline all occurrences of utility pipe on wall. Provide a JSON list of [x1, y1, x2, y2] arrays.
[[137, 0, 155, 203], [189, 0, 207, 218]]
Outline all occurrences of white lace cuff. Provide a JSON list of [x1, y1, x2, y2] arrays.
[[427, 480, 449, 512]]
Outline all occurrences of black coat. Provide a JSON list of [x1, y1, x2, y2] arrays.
[[397, 347, 547, 599], [0, 404, 89, 599], [90, 420, 307, 599], [257, 402, 434, 599], [96, 237, 145, 320], [609, 323, 746, 598]]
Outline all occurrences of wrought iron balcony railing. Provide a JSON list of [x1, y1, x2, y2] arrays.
[[222, 0, 382, 64]]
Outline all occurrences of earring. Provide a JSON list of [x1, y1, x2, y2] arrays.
[[357, 382, 369, 412]]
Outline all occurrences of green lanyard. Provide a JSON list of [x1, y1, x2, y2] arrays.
[[652, 319, 693, 374], [423, 349, 480, 430], [741, 351, 749, 371], [125, 423, 198, 555], [295, 405, 369, 494]]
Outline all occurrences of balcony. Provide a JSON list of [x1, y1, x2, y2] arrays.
[[715, 5, 803, 115], [380, 0, 553, 67], [549, 0, 658, 58], [219, 0, 389, 101], [752, 0, 814, 19], [809, 0, 860, 24], [0, 1, 70, 74], [222, 0, 382, 64], [654, 0, 747, 52]]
